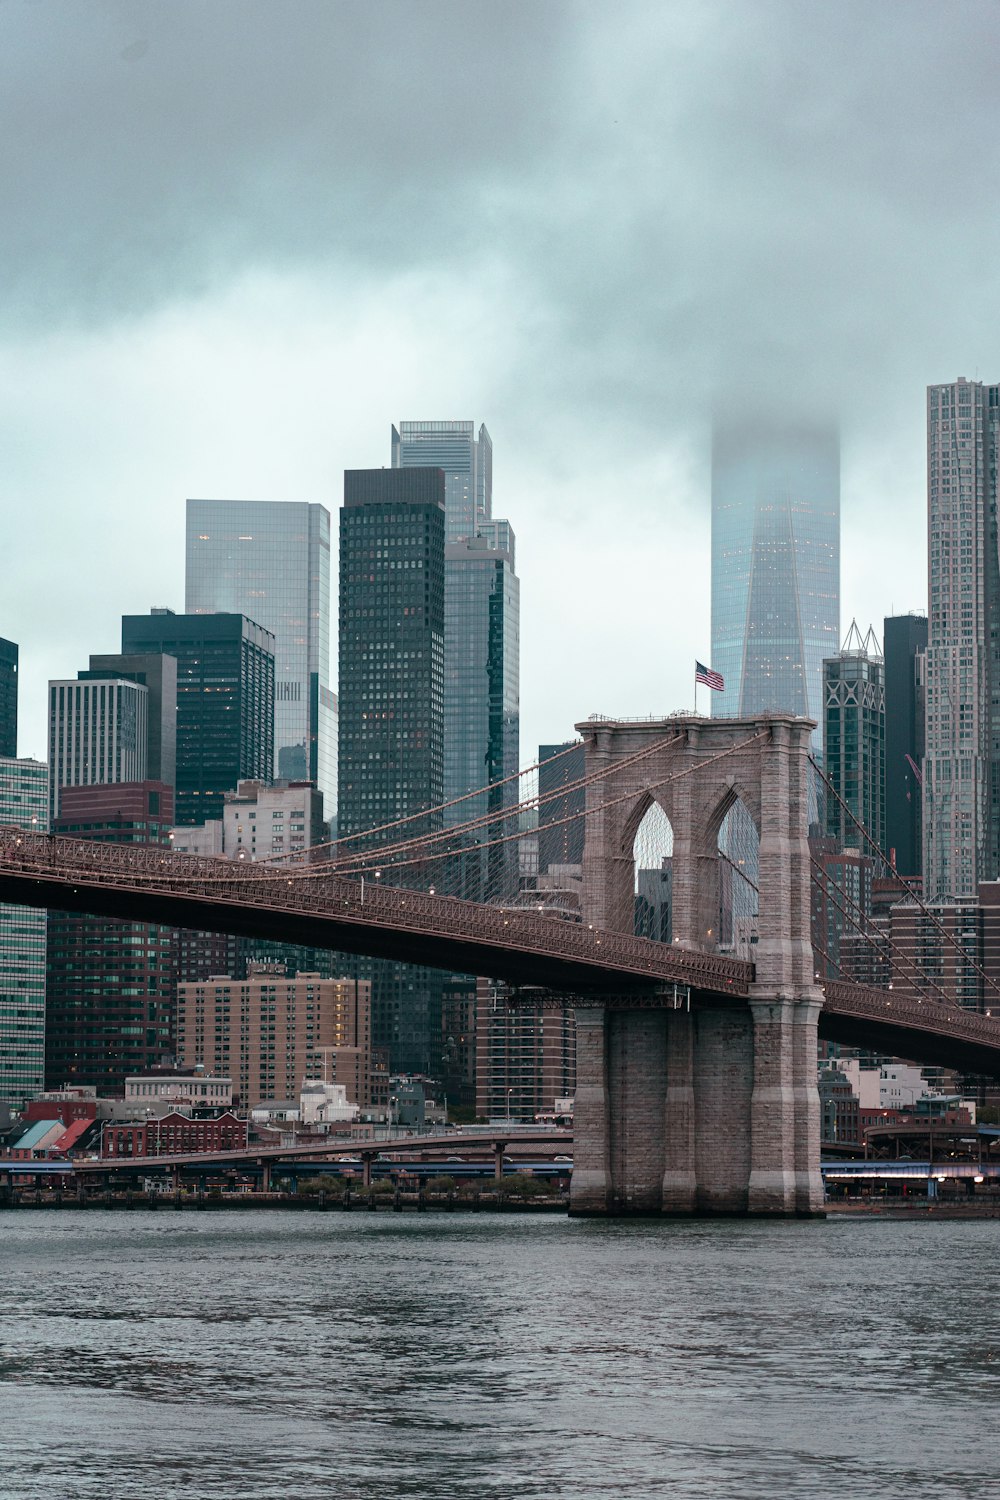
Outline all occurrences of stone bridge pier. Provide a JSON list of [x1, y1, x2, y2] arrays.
[[570, 714, 824, 1217]]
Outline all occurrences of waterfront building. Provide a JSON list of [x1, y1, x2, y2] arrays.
[[185, 500, 336, 815], [47, 674, 148, 819], [121, 610, 275, 826], [86, 652, 178, 788], [338, 467, 445, 1075], [101, 1110, 247, 1159], [823, 622, 885, 852], [0, 636, 18, 759], [710, 420, 840, 745], [44, 782, 176, 1094], [923, 378, 1000, 899], [0, 757, 48, 1109], [176, 966, 371, 1110], [883, 614, 928, 879], [475, 977, 575, 1123]]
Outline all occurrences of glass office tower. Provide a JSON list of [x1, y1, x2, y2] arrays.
[[823, 623, 885, 853], [0, 757, 48, 1109], [883, 613, 927, 880], [392, 420, 492, 544], [393, 422, 519, 891], [0, 637, 17, 759], [711, 422, 840, 746], [186, 501, 335, 819]]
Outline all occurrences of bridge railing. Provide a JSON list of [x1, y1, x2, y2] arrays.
[[0, 827, 755, 993], [825, 980, 1000, 1041]]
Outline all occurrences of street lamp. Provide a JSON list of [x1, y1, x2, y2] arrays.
[[507, 1087, 514, 1127]]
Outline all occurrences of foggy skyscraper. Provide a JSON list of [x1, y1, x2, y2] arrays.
[[711, 421, 840, 746]]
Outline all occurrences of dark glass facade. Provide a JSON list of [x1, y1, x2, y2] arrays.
[[0, 637, 17, 759], [185, 500, 335, 815], [338, 468, 446, 1074], [443, 529, 520, 897], [121, 611, 274, 826], [44, 782, 176, 1094], [883, 614, 928, 879], [823, 632, 885, 852], [711, 423, 840, 746]]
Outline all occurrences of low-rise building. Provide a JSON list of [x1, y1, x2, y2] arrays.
[[176, 966, 371, 1109], [101, 1109, 247, 1159]]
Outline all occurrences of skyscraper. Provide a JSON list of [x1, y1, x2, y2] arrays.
[[339, 469, 445, 842], [823, 622, 885, 852], [0, 756, 47, 1109], [85, 652, 177, 788], [924, 378, 1000, 900], [121, 611, 275, 826], [185, 501, 336, 815], [883, 613, 928, 880], [339, 467, 446, 1074], [0, 637, 18, 759], [711, 421, 840, 742], [393, 422, 519, 891], [47, 675, 149, 819], [443, 525, 520, 888], [392, 420, 491, 543]]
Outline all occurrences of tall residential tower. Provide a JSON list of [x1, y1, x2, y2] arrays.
[[923, 378, 1000, 900]]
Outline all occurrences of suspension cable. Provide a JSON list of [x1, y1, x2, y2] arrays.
[[326, 731, 686, 872]]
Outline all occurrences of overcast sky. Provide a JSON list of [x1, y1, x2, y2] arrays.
[[5, 0, 999, 768]]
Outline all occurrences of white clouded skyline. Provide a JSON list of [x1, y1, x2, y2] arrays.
[[4, 0, 997, 765]]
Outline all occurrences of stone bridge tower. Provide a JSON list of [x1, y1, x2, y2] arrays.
[[570, 714, 824, 1217]]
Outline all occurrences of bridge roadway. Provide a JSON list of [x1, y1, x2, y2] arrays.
[[2, 829, 1000, 1074]]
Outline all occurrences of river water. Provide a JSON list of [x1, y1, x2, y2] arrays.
[[1, 1211, 997, 1499]]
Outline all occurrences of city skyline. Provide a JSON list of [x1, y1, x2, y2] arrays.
[[4, 1, 989, 769]]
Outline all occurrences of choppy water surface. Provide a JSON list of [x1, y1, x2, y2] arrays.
[[1, 1211, 998, 1499]]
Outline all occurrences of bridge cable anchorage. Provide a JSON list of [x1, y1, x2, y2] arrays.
[[808, 861, 955, 1008], [810, 755, 1000, 1007], [308, 729, 772, 889]]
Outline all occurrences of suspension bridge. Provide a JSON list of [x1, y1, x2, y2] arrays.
[[2, 712, 1000, 1215]]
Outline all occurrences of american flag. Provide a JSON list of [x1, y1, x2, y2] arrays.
[[695, 661, 725, 692]]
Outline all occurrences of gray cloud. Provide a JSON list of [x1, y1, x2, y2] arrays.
[[3, 0, 998, 754], [5, 0, 999, 421]]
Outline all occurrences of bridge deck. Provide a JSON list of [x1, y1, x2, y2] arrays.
[[0, 828, 752, 996], [3, 829, 1000, 1074]]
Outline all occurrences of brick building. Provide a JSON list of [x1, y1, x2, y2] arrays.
[[101, 1110, 247, 1159], [176, 967, 371, 1109]]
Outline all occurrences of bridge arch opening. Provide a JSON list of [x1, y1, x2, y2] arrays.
[[632, 801, 673, 944], [717, 795, 759, 962]]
